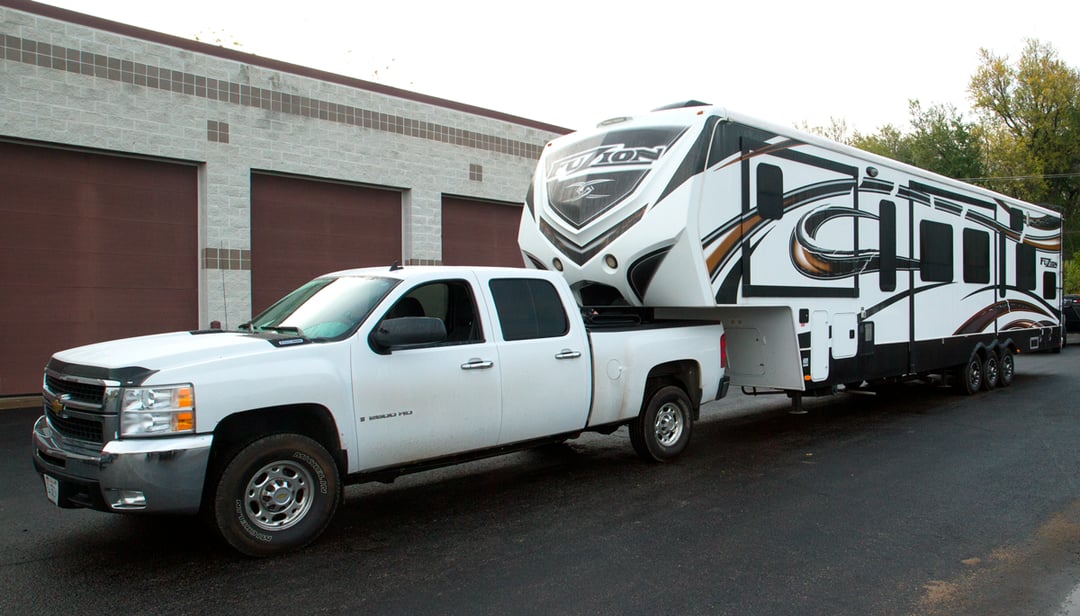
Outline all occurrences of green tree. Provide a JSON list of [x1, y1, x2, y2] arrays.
[[849, 123, 911, 162], [969, 39, 1080, 255], [1066, 252, 1080, 294], [849, 101, 984, 180]]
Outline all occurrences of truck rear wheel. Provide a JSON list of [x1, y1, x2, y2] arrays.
[[630, 385, 693, 462], [212, 433, 341, 557]]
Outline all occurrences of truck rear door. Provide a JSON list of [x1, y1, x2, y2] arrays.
[[481, 274, 591, 444]]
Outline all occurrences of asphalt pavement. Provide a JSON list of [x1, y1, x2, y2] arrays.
[[2, 344, 1080, 615]]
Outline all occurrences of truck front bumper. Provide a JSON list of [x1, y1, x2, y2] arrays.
[[32, 415, 213, 514]]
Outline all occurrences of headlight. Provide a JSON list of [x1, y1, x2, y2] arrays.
[[120, 384, 195, 437]]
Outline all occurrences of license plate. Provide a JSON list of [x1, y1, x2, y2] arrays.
[[43, 474, 59, 506]]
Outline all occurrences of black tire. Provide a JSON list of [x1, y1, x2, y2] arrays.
[[998, 348, 1015, 387], [629, 385, 693, 462], [212, 433, 341, 557], [954, 353, 983, 395], [982, 352, 999, 390]]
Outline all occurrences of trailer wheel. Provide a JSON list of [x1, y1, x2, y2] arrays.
[[998, 349, 1015, 387], [630, 385, 693, 462], [982, 352, 999, 391], [212, 433, 341, 557], [955, 353, 983, 395]]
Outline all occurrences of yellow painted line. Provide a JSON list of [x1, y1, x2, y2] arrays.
[[0, 396, 40, 410]]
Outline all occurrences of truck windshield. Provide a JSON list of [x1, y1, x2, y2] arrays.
[[247, 275, 399, 341]]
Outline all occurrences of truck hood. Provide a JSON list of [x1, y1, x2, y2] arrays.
[[51, 331, 298, 382]]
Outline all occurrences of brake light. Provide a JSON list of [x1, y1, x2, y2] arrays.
[[720, 332, 728, 369]]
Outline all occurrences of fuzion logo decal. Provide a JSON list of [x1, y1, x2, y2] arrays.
[[543, 126, 686, 228], [548, 144, 667, 179], [562, 178, 615, 202]]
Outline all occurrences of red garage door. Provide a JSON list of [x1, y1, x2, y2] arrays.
[[0, 142, 198, 395], [250, 173, 402, 314], [441, 196, 523, 267]]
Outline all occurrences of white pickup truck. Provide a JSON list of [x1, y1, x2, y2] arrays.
[[33, 265, 728, 556]]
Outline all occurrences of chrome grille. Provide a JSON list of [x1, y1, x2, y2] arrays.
[[45, 374, 105, 407], [45, 406, 104, 443]]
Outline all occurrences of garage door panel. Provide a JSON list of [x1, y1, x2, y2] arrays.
[[442, 197, 523, 267], [0, 142, 197, 395], [251, 173, 402, 314]]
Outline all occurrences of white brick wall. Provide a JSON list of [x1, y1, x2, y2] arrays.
[[0, 4, 561, 327]]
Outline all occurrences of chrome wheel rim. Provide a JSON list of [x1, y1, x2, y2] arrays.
[[1001, 354, 1014, 381], [985, 357, 998, 385], [243, 460, 315, 532], [654, 402, 684, 447]]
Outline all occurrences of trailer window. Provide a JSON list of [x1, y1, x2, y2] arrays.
[[962, 229, 990, 284], [1010, 209, 1024, 232], [1016, 243, 1036, 290], [1043, 272, 1057, 300], [489, 278, 569, 341], [757, 163, 784, 220], [879, 200, 896, 292], [919, 221, 953, 282]]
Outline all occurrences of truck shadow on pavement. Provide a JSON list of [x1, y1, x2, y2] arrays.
[[35, 371, 1055, 570]]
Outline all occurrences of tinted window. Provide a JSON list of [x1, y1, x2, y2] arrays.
[[757, 163, 784, 220], [1043, 272, 1057, 300], [920, 221, 953, 282], [383, 280, 483, 345], [1010, 208, 1024, 232], [879, 200, 896, 292], [1016, 243, 1036, 290], [489, 278, 569, 341], [962, 228, 990, 284]]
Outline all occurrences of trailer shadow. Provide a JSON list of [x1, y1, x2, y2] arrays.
[[35, 371, 1054, 575]]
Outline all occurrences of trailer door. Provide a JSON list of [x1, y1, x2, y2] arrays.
[[810, 310, 830, 381]]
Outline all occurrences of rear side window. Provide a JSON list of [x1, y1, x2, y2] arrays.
[[962, 228, 990, 284], [1016, 243, 1036, 290], [489, 278, 569, 341], [920, 220, 953, 282], [757, 163, 784, 220]]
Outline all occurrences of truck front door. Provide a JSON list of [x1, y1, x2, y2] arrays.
[[352, 278, 501, 470]]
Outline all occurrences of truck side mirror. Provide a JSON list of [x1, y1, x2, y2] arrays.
[[370, 317, 447, 353]]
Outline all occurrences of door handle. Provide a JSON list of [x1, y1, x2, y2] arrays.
[[461, 359, 494, 370], [555, 349, 582, 360]]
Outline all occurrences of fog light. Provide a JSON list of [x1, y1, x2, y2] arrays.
[[107, 489, 147, 509], [604, 254, 618, 269], [553, 258, 563, 271]]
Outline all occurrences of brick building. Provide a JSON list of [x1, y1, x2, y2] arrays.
[[0, 0, 567, 395]]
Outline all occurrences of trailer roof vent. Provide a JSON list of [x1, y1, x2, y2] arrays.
[[652, 100, 711, 111]]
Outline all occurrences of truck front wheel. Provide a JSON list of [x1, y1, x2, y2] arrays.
[[212, 433, 341, 557], [630, 385, 693, 462]]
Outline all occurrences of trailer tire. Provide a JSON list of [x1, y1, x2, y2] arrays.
[[630, 385, 693, 462], [982, 352, 999, 391], [998, 349, 1015, 387], [212, 433, 341, 557], [955, 353, 983, 395]]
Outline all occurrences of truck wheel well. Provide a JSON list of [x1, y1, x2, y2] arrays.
[[645, 360, 701, 419], [201, 404, 345, 513]]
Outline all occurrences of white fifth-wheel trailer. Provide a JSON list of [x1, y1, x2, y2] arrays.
[[518, 102, 1065, 403]]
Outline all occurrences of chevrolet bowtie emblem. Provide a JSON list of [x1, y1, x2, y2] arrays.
[[50, 396, 65, 414]]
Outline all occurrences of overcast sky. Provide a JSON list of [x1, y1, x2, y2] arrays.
[[34, 0, 1080, 134]]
